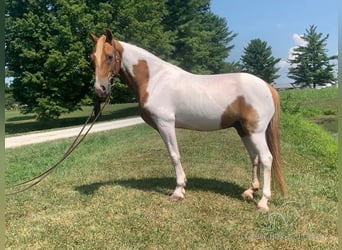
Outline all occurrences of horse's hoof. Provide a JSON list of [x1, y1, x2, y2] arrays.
[[169, 193, 184, 202], [241, 189, 254, 200], [257, 205, 269, 213]]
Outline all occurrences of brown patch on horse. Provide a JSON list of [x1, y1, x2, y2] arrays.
[[221, 96, 258, 137], [119, 59, 157, 129], [132, 60, 150, 106]]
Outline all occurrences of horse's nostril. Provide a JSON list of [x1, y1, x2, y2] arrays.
[[101, 85, 106, 92]]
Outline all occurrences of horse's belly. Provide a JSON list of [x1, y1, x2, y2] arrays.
[[175, 108, 223, 131]]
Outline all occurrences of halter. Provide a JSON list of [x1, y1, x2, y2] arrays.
[[108, 39, 121, 87]]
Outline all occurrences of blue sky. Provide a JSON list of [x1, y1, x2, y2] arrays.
[[210, 0, 338, 84]]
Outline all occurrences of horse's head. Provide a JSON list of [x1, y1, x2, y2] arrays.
[[90, 29, 121, 98]]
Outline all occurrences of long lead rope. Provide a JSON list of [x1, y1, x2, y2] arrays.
[[6, 96, 111, 196]]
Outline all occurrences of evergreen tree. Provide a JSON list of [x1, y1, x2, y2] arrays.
[[163, 0, 237, 74], [288, 25, 337, 88], [220, 61, 243, 73], [240, 39, 280, 83], [5, 0, 93, 120]]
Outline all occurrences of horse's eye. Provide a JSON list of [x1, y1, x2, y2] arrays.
[[106, 54, 113, 61]]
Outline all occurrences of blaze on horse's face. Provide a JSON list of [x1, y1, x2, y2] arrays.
[[90, 31, 118, 98]]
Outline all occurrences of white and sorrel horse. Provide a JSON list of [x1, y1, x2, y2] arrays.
[[90, 30, 285, 212]]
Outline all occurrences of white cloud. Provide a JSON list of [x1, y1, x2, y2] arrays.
[[277, 60, 290, 69], [292, 33, 308, 47], [275, 34, 309, 84], [275, 60, 291, 84], [288, 33, 308, 60]]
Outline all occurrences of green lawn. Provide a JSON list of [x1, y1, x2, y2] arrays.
[[5, 88, 337, 249]]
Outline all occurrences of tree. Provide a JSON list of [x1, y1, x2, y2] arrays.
[[288, 25, 337, 88], [5, 0, 94, 120], [240, 39, 280, 83], [163, 0, 237, 74], [220, 61, 243, 73], [5, 83, 16, 110]]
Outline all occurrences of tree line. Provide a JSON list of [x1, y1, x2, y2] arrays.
[[5, 0, 337, 120]]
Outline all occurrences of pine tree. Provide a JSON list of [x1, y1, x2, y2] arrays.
[[5, 0, 93, 120], [163, 0, 237, 74], [288, 25, 337, 88], [240, 39, 280, 83]]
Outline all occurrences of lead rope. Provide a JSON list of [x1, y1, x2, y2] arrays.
[[6, 95, 111, 196]]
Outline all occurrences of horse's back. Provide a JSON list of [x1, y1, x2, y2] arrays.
[[167, 73, 274, 131]]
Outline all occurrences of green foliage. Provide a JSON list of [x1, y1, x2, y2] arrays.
[[112, 80, 136, 103], [220, 61, 243, 73], [6, 0, 93, 120], [5, 83, 16, 110], [5, 0, 236, 120], [288, 25, 337, 88], [163, 0, 237, 74], [240, 38, 281, 83]]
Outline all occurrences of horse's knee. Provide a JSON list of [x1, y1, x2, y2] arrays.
[[260, 153, 273, 170], [170, 152, 180, 165]]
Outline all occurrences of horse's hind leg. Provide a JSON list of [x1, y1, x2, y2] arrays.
[[156, 120, 187, 200], [241, 136, 260, 200], [247, 132, 273, 212]]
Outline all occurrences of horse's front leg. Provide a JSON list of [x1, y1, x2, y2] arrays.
[[156, 119, 187, 200]]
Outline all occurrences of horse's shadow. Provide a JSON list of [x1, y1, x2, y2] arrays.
[[74, 177, 246, 200]]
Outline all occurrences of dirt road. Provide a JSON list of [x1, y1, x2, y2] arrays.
[[5, 117, 144, 149]]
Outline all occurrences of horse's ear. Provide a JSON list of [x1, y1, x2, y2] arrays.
[[90, 33, 98, 44], [105, 29, 113, 43]]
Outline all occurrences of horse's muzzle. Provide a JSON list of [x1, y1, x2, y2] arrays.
[[95, 83, 111, 97]]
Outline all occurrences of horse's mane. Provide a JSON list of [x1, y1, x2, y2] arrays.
[[120, 41, 187, 74]]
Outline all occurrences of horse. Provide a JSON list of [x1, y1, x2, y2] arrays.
[[89, 29, 285, 212]]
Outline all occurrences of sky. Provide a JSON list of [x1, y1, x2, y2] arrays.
[[210, 0, 338, 84]]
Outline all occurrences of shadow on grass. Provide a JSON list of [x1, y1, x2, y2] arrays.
[[6, 106, 139, 135], [74, 177, 246, 200]]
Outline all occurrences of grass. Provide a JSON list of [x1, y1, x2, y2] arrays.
[[5, 88, 338, 249], [279, 87, 338, 133]]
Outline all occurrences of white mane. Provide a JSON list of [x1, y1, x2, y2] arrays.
[[120, 41, 188, 75]]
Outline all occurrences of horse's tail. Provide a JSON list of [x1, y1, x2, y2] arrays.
[[266, 85, 286, 196]]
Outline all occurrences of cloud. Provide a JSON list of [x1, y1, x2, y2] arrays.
[[288, 33, 308, 60], [277, 60, 290, 69], [275, 60, 291, 84], [292, 33, 308, 47], [275, 33, 309, 84]]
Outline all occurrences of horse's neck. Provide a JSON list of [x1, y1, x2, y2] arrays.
[[120, 41, 186, 76], [118, 41, 189, 104]]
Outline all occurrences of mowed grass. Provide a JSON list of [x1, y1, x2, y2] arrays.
[[5, 101, 337, 249]]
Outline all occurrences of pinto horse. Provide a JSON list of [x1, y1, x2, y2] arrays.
[[90, 30, 285, 212]]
